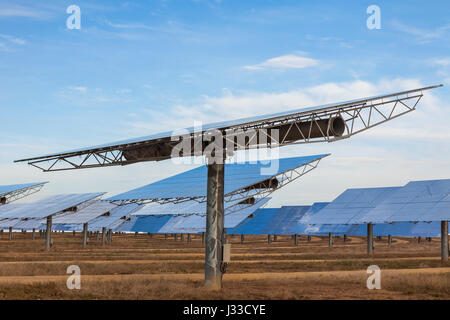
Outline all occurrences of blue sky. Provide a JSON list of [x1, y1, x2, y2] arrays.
[[0, 0, 449, 206]]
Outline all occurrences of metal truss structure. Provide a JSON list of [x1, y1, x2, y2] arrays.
[[15, 85, 442, 172], [0, 182, 47, 204]]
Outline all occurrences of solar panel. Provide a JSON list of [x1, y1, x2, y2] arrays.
[[0, 219, 20, 229], [0, 193, 105, 219], [305, 187, 401, 225], [52, 201, 117, 224], [289, 202, 330, 234], [228, 208, 280, 235], [354, 179, 450, 223], [0, 203, 23, 219], [16, 85, 441, 164], [261, 205, 311, 235], [0, 182, 47, 197], [12, 219, 46, 230], [108, 155, 328, 200], [87, 203, 144, 231]]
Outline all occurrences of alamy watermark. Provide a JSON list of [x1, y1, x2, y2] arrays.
[[366, 5, 381, 30], [66, 5, 81, 30], [66, 265, 81, 290], [366, 265, 381, 290]]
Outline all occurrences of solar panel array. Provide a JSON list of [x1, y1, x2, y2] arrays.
[[304, 187, 401, 225], [108, 155, 328, 200], [354, 179, 450, 223], [119, 198, 271, 234], [0, 182, 46, 197], [52, 200, 117, 224]]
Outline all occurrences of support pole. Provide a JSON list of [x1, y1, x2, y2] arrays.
[[307, 235, 311, 242], [8, 227, 12, 240], [165, 234, 168, 240], [201, 232, 205, 245], [73, 230, 76, 237], [328, 233, 333, 247], [267, 234, 272, 244], [96, 231, 99, 241], [187, 234, 191, 243], [45, 216, 52, 250], [388, 234, 392, 245], [343, 234, 348, 242], [367, 223, 374, 255], [417, 236, 422, 243], [32, 228, 35, 240], [181, 234, 184, 242], [102, 227, 106, 245], [294, 234, 298, 246], [273, 235, 277, 242], [108, 229, 112, 243], [204, 160, 225, 290], [441, 221, 448, 262], [240, 234, 244, 244], [82, 223, 88, 247]]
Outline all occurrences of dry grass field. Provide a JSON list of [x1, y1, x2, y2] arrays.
[[0, 231, 448, 299]]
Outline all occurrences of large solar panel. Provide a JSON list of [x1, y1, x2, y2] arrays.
[[108, 155, 328, 200], [52, 201, 117, 224], [289, 202, 330, 234], [0, 182, 46, 197], [16, 85, 441, 163], [261, 205, 311, 235], [228, 208, 280, 235], [13, 219, 46, 230], [304, 187, 401, 225], [354, 179, 450, 223], [0, 193, 105, 219], [87, 203, 144, 231]]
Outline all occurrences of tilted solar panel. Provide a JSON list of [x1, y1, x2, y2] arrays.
[[261, 205, 311, 235], [227, 208, 280, 235], [289, 202, 330, 234], [52, 200, 117, 224], [305, 187, 401, 225], [0, 193, 105, 219], [108, 155, 328, 200], [355, 179, 450, 223], [87, 203, 144, 231], [0, 182, 47, 197]]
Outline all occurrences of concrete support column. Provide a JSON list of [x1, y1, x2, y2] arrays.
[[101, 227, 106, 245], [73, 230, 76, 237], [32, 228, 36, 240], [441, 221, 448, 262], [388, 234, 392, 245], [204, 160, 225, 290], [108, 229, 113, 243], [8, 227, 12, 240], [240, 234, 244, 244], [367, 223, 374, 255], [45, 216, 52, 250], [328, 233, 333, 247], [82, 223, 88, 247]]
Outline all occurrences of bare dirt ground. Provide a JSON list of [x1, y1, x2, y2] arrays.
[[0, 231, 448, 299]]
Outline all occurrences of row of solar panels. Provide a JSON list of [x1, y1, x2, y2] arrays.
[[227, 205, 442, 238]]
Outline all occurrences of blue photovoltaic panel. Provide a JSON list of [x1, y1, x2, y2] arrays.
[[408, 222, 442, 237], [87, 203, 144, 231], [303, 223, 351, 235], [261, 205, 311, 235], [0, 182, 46, 197], [155, 198, 271, 234], [19, 85, 440, 162], [0, 193, 105, 219], [0, 203, 23, 219], [228, 208, 280, 235], [12, 219, 45, 230], [305, 187, 401, 225], [0, 219, 20, 229], [52, 201, 117, 224], [289, 202, 330, 234], [345, 222, 414, 237], [118, 215, 173, 233], [355, 179, 450, 223], [108, 155, 328, 200], [133, 193, 259, 216]]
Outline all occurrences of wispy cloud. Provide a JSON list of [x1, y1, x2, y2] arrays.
[[431, 58, 450, 67], [243, 54, 318, 70], [392, 20, 450, 43], [0, 4, 51, 19]]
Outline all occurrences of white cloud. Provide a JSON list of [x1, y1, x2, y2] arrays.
[[68, 86, 87, 93], [243, 54, 318, 70], [0, 34, 26, 45], [392, 20, 450, 43], [0, 4, 50, 19], [431, 58, 450, 67]]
